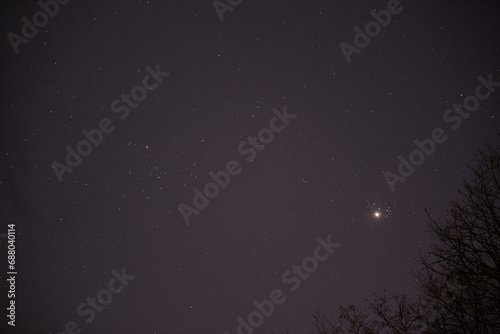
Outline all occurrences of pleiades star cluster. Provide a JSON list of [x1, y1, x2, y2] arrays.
[[0, 1, 499, 333]]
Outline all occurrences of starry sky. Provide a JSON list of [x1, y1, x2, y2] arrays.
[[1, 1, 500, 333]]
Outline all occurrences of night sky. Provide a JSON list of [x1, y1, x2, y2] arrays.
[[1, 0, 500, 333]]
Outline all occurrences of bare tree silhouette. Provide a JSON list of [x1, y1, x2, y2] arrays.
[[307, 143, 500, 334]]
